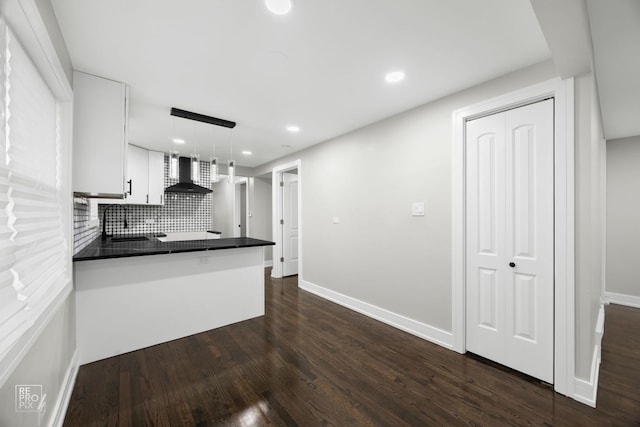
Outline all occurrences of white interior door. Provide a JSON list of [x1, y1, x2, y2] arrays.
[[233, 180, 248, 238], [282, 172, 299, 276], [465, 99, 554, 383]]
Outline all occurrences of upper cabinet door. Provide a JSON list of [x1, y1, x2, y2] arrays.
[[126, 144, 149, 204], [147, 151, 165, 205], [72, 71, 127, 197]]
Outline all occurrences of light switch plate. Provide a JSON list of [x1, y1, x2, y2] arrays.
[[332, 217, 340, 224], [412, 202, 425, 216]]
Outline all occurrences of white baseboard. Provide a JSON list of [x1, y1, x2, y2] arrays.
[[604, 292, 640, 309], [572, 304, 605, 407], [49, 349, 79, 427], [264, 260, 273, 268], [299, 279, 454, 349]]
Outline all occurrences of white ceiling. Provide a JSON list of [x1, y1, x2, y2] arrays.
[[587, 0, 640, 141], [51, 0, 550, 167]]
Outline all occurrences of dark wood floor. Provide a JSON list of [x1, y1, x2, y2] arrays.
[[64, 271, 640, 426]]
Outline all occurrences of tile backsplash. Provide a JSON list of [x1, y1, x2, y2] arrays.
[[73, 200, 100, 254], [73, 156, 214, 254]]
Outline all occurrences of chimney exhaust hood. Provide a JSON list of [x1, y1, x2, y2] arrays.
[[165, 157, 212, 194]]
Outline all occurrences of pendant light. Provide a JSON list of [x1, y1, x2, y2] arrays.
[[169, 151, 180, 179], [210, 127, 219, 183], [190, 122, 199, 182], [228, 132, 235, 183], [210, 157, 219, 183], [228, 160, 235, 183], [191, 154, 200, 182], [170, 117, 180, 179], [210, 148, 219, 183]]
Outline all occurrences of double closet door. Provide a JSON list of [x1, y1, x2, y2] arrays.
[[465, 99, 554, 383]]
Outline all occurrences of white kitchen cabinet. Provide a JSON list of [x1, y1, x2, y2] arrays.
[[126, 144, 149, 204], [75, 247, 265, 364], [126, 144, 165, 205], [72, 71, 127, 198]]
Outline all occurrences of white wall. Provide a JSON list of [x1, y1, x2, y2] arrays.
[[574, 73, 606, 380], [251, 61, 606, 386], [212, 179, 235, 237], [606, 135, 640, 301], [253, 61, 558, 331], [250, 176, 273, 263], [0, 298, 76, 427]]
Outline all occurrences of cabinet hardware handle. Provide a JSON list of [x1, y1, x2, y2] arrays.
[[509, 262, 516, 268], [146, 194, 149, 204], [127, 179, 132, 195]]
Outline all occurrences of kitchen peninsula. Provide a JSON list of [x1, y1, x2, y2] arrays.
[[73, 235, 274, 364]]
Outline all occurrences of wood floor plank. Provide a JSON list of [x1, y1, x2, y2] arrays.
[[64, 272, 640, 426]]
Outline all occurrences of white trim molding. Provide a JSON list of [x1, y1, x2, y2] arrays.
[[452, 78, 575, 397], [300, 279, 454, 349], [50, 349, 79, 427], [573, 305, 605, 407], [604, 292, 640, 309]]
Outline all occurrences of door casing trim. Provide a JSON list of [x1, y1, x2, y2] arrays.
[[271, 159, 302, 279], [452, 78, 575, 396]]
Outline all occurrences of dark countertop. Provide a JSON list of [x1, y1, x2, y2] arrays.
[[73, 234, 275, 262]]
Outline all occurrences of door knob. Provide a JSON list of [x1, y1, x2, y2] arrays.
[[509, 262, 516, 268]]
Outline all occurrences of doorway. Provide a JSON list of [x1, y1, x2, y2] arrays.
[[272, 159, 302, 279], [452, 77, 575, 396], [281, 171, 299, 276], [465, 99, 554, 383], [234, 178, 248, 237]]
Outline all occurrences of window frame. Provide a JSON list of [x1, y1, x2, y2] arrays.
[[0, 0, 73, 387]]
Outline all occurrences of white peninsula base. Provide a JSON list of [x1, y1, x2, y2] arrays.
[[74, 246, 264, 365]]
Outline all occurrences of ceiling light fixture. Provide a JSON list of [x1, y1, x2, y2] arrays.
[[265, 0, 293, 15], [286, 125, 300, 133], [242, 150, 252, 155], [172, 138, 185, 144], [170, 107, 236, 128], [385, 71, 405, 84]]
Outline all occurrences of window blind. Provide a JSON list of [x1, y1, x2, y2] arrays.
[[0, 19, 69, 361]]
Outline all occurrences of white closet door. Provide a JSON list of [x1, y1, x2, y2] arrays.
[[466, 99, 554, 383], [282, 173, 299, 277]]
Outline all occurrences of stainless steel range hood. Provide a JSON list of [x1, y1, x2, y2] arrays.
[[165, 157, 212, 194]]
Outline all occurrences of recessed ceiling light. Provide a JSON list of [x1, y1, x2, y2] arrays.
[[241, 150, 252, 155], [286, 125, 300, 133], [385, 71, 405, 84], [172, 138, 185, 144], [265, 0, 293, 15]]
